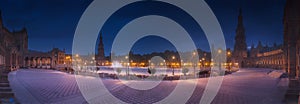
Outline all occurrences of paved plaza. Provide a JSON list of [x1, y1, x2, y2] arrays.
[[8, 68, 288, 104]]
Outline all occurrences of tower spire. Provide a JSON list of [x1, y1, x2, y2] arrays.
[[237, 8, 244, 31], [232, 8, 248, 67], [100, 32, 103, 41], [97, 32, 105, 66]]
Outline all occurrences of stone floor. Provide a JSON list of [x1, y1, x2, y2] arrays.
[[0, 68, 18, 104], [284, 79, 300, 104], [9, 68, 288, 104]]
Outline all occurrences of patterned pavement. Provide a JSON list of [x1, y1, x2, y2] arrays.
[[8, 68, 287, 104]]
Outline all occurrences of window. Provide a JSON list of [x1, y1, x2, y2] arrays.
[[0, 55, 3, 65]]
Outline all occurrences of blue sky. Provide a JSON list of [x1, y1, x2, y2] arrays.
[[0, 0, 285, 55]]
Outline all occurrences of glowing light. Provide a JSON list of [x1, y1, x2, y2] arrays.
[[227, 52, 231, 55], [172, 56, 176, 60], [218, 49, 222, 54], [140, 63, 145, 66], [112, 61, 123, 68], [65, 56, 71, 60]]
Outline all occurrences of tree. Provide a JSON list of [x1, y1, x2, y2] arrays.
[[182, 68, 189, 76], [116, 68, 122, 75]]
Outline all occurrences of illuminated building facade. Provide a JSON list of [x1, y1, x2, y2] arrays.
[[25, 48, 68, 69], [245, 43, 285, 69], [232, 8, 286, 70], [0, 10, 28, 70]]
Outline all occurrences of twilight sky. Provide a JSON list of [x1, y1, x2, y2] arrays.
[[0, 0, 285, 55]]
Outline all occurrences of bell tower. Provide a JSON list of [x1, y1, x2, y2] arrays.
[[232, 8, 248, 67], [97, 33, 105, 66]]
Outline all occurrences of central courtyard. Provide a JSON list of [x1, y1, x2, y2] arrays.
[[8, 68, 287, 104]]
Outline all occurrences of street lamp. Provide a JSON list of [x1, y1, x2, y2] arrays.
[[217, 49, 222, 70], [148, 60, 151, 68], [229, 63, 232, 71], [181, 60, 183, 67], [172, 56, 175, 76], [193, 52, 196, 56], [125, 56, 129, 76], [192, 52, 197, 78], [202, 58, 205, 68], [227, 51, 231, 56], [218, 49, 222, 54], [130, 60, 133, 67], [199, 60, 202, 70]]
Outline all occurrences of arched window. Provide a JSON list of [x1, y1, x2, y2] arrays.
[[0, 55, 3, 65]]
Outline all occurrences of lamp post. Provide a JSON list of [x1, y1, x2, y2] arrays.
[[218, 49, 222, 70], [199, 60, 202, 70], [125, 56, 129, 76], [202, 58, 205, 69], [193, 52, 197, 78], [148, 60, 151, 68], [181, 60, 183, 68], [163, 60, 166, 67], [172, 56, 175, 76], [227, 51, 231, 71], [227, 51, 231, 57]]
